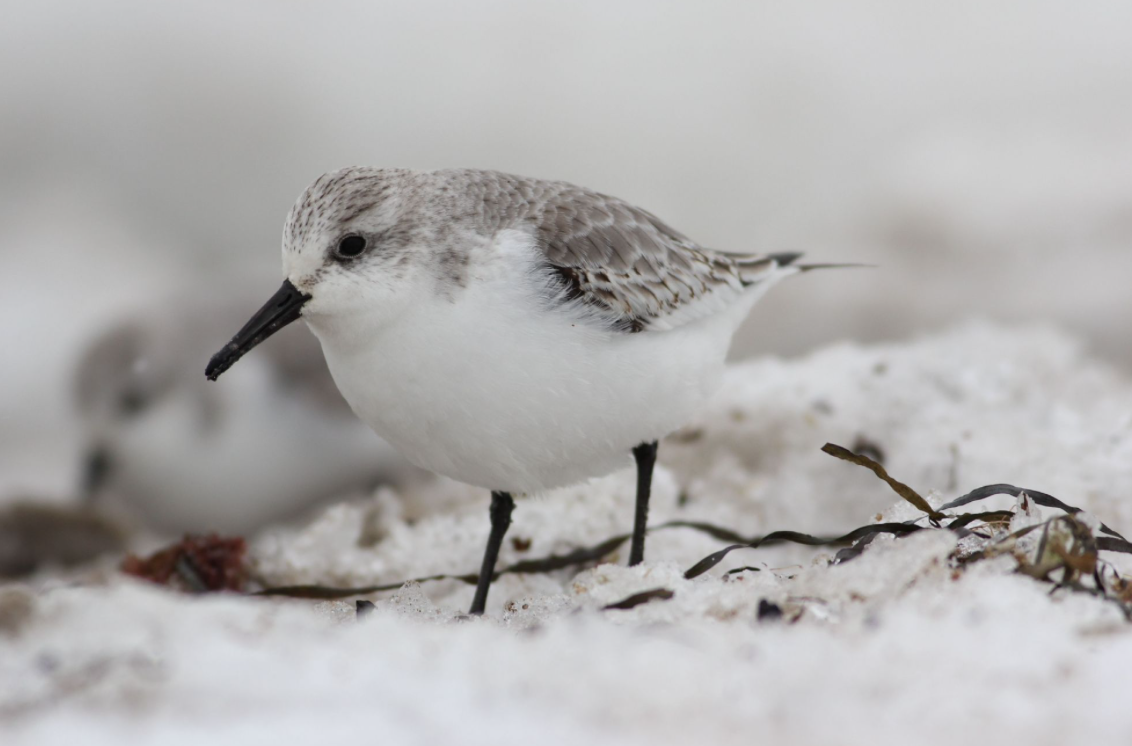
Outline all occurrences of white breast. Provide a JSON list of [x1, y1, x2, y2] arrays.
[[308, 231, 757, 494]]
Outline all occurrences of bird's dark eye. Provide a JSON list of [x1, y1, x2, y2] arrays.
[[336, 234, 368, 259]]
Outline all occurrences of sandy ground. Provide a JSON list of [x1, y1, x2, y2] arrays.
[[2, 324, 1131, 746]]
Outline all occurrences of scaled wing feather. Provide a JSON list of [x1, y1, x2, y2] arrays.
[[500, 177, 791, 332]]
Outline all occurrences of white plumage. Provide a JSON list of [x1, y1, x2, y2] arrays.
[[304, 227, 793, 493]]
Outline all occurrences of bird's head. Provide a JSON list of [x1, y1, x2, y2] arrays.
[[206, 167, 456, 381]]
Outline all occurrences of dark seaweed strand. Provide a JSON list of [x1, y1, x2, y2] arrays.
[[255, 519, 929, 599], [254, 478, 1132, 600], [937, 484, 1126, 541]]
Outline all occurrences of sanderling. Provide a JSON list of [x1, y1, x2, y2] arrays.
[[207, 168, 830, 613], [77, 293, 412, 534]]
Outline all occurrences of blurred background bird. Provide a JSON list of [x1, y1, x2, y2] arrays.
[[74, 289, 417, 535]]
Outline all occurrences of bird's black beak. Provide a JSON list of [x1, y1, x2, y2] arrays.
[[205, 279, 311, 381]]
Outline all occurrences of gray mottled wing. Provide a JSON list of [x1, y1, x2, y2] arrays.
[[468, 173, 796, 330]]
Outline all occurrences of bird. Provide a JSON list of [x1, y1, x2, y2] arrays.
[[206, 167, 831, 614], [76, 291, 414, 535]]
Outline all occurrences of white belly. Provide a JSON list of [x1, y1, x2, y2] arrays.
[[307, 243, 753, 493]]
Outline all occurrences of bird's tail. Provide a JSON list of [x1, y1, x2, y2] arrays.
[[768, 252, 873, 273], [730, 251, 871, 287]]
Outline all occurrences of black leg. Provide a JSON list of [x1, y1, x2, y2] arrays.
[[468, 491, 515, 615], [629, 441, 658, 566]]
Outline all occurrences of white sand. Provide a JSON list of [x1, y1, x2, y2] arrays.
[[3, 324, 1131, 745]]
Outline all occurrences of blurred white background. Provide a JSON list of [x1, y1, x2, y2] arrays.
[[2, 0, 1130, 498]]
